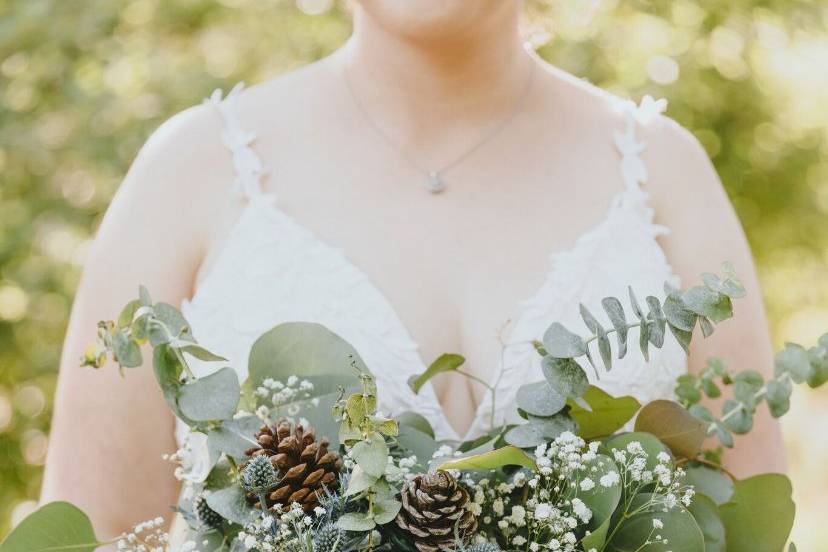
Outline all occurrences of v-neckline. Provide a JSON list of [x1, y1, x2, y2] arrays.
[[235, 190, 633, 440], [198, 84, 666, 442]]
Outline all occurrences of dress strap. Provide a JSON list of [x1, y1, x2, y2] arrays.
[[613, 94, 668, 196], [204, 82, 268, 200]]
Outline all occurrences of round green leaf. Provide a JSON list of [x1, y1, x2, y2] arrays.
[[178, 366, 240, 422], [351, 434, 389, 478], [542, 356, 589, 399], [247, 322, 367, 392], [566, 386, 641, 440], [719, 474, 795, 552], [0, 502, 101, 552], [505, 414, 577, 448], [683, 466, 733, 505], [603, 431, 672, 471], [515, 382, 566, 417], [634, 400, 707, 459], [542, 323, 587, 358], [607, 494, 704, 552], [205, 486, 257, 526], [766, 377, 792, 418], [687, 493, 726, 552]]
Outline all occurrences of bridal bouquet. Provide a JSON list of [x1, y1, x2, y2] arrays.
[[2, 264, 825, 552]]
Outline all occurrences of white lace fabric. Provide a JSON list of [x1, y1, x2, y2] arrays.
[[176, 85, 686, 445]]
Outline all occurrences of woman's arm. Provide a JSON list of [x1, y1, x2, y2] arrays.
[[40, 103, 234, 541], [646, 117, 786, 477]]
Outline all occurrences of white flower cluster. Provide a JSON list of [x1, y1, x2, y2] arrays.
[[236, 502, 319, 551], [254, 376, 318, 418], [116, 517, 170, 552], [463, 431, 613, 551], [609, 442, 694, 512]]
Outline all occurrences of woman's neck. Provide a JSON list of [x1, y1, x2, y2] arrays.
[[334, 5, 536, 147]]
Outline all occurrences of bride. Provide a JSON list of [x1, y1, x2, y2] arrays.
[[41, 0, 784, 545]]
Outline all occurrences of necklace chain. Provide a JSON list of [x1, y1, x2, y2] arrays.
[[343, 60, 536, 193]]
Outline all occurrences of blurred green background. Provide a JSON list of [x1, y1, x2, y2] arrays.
[[1, 0, 827, 548]]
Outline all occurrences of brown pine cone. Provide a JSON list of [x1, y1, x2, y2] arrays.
[[395, 471, 478, 552], [244, 418, 342, 513]]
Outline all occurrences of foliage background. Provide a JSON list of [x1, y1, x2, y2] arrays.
[[1, 0, 826, 548]]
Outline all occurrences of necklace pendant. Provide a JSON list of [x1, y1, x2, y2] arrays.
[[427, 171, 445, 194]]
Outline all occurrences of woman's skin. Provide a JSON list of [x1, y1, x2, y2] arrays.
[[41, 0, 784, 542]]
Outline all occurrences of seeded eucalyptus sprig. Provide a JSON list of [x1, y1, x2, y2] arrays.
[[676, 336, 828, 447], [503, 264, 745, 449], [331, 363, 402, 537]]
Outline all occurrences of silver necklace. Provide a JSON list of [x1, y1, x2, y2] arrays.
[[343, 61, 536, 193]]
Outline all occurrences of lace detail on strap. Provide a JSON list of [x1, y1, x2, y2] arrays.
[[613, 95, 668, 196], [205, 83, 268, 200]]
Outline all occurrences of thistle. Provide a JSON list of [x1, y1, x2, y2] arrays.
[[242, 455, 278, 493]]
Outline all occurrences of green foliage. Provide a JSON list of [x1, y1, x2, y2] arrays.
[[634, 400, 707, 459], [3, 0, 828, 542], [407, 353, 465, 394], [606, 494, 704, 552], [719, 474, 796, 552], [0, 502, 101, 552], [434, 445, 537, 472], [676, 333, 828, 448], [566, 386, 641, 440]]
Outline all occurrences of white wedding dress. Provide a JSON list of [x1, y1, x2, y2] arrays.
[[177, 84, 687, 445], [168, 84, 688, 549]]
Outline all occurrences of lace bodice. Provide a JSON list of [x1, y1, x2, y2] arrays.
[[177, 84, 687, 444]]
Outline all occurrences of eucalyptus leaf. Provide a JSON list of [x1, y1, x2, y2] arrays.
[[668, 323, 693, 354], [351, 434, 388, 478], [515, 382, 566, 417], [111, 329, 142, 368], [505, 414, 577, 448], [687, 493, 726, 552], [396, 423, 439, 461], [207, 416, 262, 460], [663, 293, 697, 332], [775, 343, 811, 384], [634, 400, 707, 459], [206, 486, 257, 526], [721, 399, 753, 434], [180, 344, 227, 362], [346, 465, 379, 497], [0, 502, 101, 552], [719, 474, 795, 552], [683, 466, 733, 505], [766, 377, 792, 418], [117, 299, 142, 329], [178, 367, 240, 422], [247, 322, 367, 394], [602, 296, 628, 358], [408, 353, 465, 394], [682, 286, 733, 323], [606, 494, 704, 552], [541, 356, 589, 399], [396, 412, 435, 438], [148, 303, 193, 346], [337, 512, 376, 532], [372, 498, 402, 525], [542, 323, 587, 358], [566, 386, 640, 440], [603, 432, 672, 471], [646, 296, 666, 347], [569, 453, 621, 549]]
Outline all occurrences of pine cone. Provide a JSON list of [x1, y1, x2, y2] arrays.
[[245, 418, 343, 513], [395, 471, 477, 552]]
